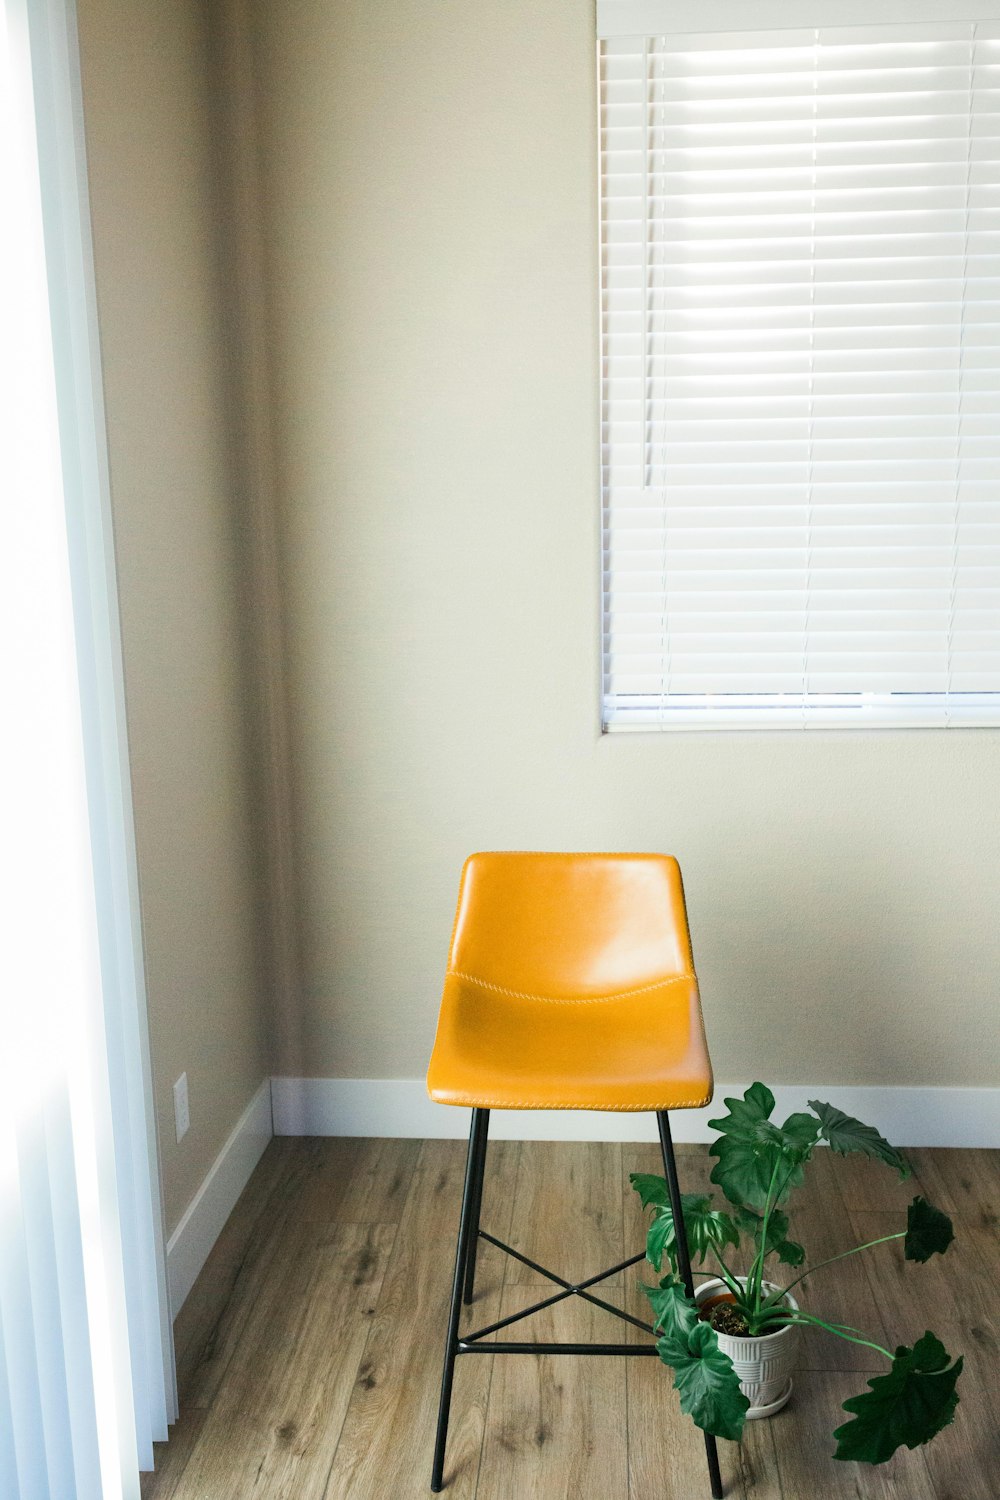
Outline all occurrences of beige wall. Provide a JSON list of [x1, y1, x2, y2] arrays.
[[69, 0, 1000, 1224], [252, 0, 1000, 1090], [78, 0, 269, 1231]]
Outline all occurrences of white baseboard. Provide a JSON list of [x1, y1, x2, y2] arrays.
[[270, 1076, 1000, 1149], [165, 1077, 273, 1317]]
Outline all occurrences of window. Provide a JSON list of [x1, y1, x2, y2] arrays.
[[600, 1, 1000, 729]]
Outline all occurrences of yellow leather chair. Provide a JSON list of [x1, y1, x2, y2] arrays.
[[426, 852, 721, 1497]]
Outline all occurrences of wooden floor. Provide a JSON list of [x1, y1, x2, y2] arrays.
[[145, 1137, 1000, 1500]]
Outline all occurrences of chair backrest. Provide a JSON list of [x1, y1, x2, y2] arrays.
[[447, 852, 695, 1000]]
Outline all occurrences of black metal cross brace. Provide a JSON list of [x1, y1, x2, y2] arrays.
[[457, 1233, 659, 1355]]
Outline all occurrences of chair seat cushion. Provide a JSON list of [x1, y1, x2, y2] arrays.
[[426, 970, 713, 1112]]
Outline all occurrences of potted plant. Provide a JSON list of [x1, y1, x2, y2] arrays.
[[631, 1084, 963, 1464]]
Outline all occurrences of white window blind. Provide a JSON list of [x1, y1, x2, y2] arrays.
[[600, 13, 1000, 729], [1, 0, 173, 1494]]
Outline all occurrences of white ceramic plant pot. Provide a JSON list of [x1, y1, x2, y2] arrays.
[[695, 1278, 799, 1419]]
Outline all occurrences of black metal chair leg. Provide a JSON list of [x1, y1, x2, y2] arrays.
[[657, 1111, 725, 1500], [431, 1108, 490, 1492], [462, 1112, 490, 1305]]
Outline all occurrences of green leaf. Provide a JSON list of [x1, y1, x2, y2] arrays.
[[808, 1099, 911, 1179], [708, 1084, 779, 1209], [642, 1274, 700, 1344], [904, 1196, 955, 1263], [708, 1084, 818, 1210], [646, 1277, 751, 1443], [630, 1172, 669, 1211], [646, 1212, 672, 1272], [644, 1193, 741, 1273], [833, 1332, 962, 1464], [777, 1112, 823, 1156], [657, 1319, 750, 1443], [708, 1081, 776, 1139], [736, 1205, 806, 1267]]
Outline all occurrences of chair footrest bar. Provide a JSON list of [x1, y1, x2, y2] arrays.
[[457, 1341, 661, 1355]]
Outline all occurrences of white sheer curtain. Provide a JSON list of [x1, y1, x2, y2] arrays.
[[0, 0, 173, 1494]]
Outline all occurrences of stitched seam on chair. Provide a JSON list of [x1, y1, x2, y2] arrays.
[[431, 1094, 714, 1111], [448, 970, 696, 1005]]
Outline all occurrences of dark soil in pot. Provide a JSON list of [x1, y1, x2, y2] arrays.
[[699, 1291, 751, 1337]]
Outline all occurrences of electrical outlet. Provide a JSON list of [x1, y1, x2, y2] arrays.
[[173, 1073, 190, 1142]]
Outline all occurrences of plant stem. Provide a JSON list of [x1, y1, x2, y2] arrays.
[[762, 1232, 905, 1308], [749, 1159, 783, 1313], [748, 1154, 805, 1317], [756, 1305, 865, 1335], [768, 1311, 892, 1360]]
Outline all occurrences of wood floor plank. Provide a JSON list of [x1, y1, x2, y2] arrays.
[[320, 1139, 520, 1499], [179, 1136, 419, 1409], [761, 1371, 937, 1500], [506, 1142, 625, 1286], [171, 1223, 395, 1500], [623, 1142, 716, 1196], [849, 1208, 994, 1343], [906, 1147, 962, 1215], [173, 1138, 300, 1401], [149, 1139, 1000, 1500], [622, 1145, 668, 1313], [476, 1289, 628, 1500], [783, 1148, 890, 1373], [625, 1349, 778, 1500], [822, 1148, 921, 1215], [909, 1147, 1000, 1237], [909, 1149, 1000, 1316], [917, 1344, 1000, 1500], [140, 1409, 206, 1500], [469, 1137, 523, 1302], [287, 1135, 421, 1223], [850, 1207, 1000, 1500]]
